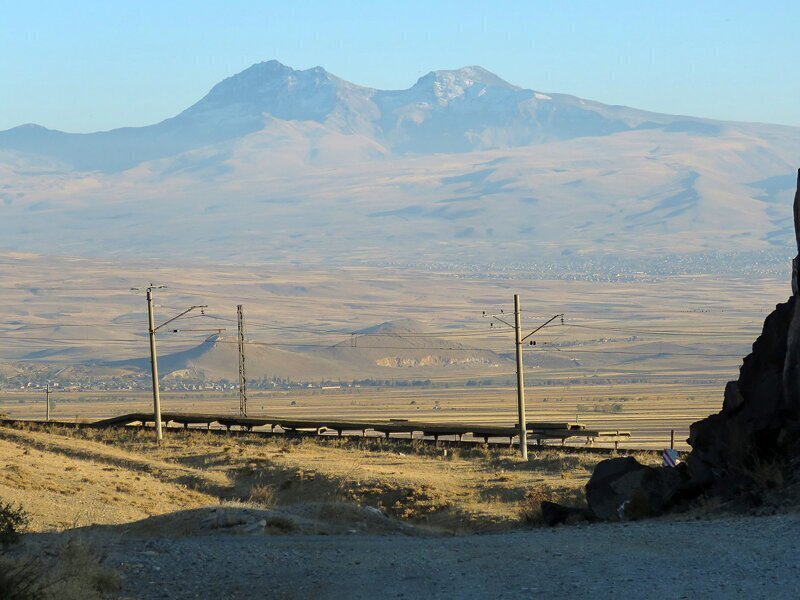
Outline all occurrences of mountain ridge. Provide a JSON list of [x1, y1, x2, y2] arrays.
[[0, 59, 764, 172], [0, 60, 799, 266]]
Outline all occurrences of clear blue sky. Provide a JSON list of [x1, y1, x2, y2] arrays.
[[2, 0, 799, 132]]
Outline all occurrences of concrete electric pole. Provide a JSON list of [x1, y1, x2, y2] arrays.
[[146, 287, 164, 443], [484, 299, 564, 460], [134, 284, 207, 445], [237, 304, 247, 417], [513, 294, 528, 460]]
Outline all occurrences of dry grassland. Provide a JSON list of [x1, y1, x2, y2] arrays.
[[0, 259, 788, 457], [4, 382, 722, 449], [0, 422, 660, 534], [0, 256, 784, 370]]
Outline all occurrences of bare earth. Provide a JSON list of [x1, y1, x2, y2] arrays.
[[20, 513, 800, 599]]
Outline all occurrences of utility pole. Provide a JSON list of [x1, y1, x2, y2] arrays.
[[514, 294, 528, 460], [147, 287, 163, 443], [133, 284, 206, 445], [484, 301, 564, 460], [45, 384, 51, 422], [237, 304, 247, 417]]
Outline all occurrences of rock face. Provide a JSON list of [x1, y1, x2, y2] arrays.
[[688, 168, 800, 496], [579, 169, 800, 521], [687, 297, 796, 489]]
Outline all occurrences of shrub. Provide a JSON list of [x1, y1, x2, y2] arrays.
[[0, 555, 44, 600], [0, 501, 30, 548], [741, 455, 784, 490], [249, 484, 276, 507], [50, 539, 121, 598], [0, 540, 121, 600], [518, 485, 586, 525]]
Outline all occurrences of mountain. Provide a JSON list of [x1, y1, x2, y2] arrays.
[[0, 60, 799, 266], [0, 60, 717, 172]]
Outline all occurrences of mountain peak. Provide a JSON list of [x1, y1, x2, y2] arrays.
[[180, 59, 361, 126], [409, 66, 520, 105], [12, 123, 49, 131], [356, 319, 428, 335], [238, 60, 333, 80], [204, 60, 336, 95], [432, 66, 517, 87]]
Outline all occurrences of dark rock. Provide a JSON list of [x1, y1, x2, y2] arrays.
[[687, 296, 796, 486], [585, 457, 648, 520], [585, 457, 690, 520], [540, 501, 589, 526], [582, 169, 800, 521], [686, 172, 800, 492]]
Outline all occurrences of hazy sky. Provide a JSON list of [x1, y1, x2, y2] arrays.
[[2, 1, 799, 132]]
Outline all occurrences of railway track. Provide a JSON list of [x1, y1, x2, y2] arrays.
[[2, 412, 638, 452]]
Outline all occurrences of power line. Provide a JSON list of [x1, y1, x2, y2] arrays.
[[202, 313, 513, 338], [528, 347, 746, 358], [562, 323, 761, 338]]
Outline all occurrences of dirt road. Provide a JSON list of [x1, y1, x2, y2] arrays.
[[45, 512, 800, 599]]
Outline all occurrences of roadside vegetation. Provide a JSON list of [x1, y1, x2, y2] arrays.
[[0, 501, 120, 599]]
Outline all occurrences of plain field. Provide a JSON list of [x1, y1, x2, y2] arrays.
[[5, 384, 722, 450], [0, 257, 790, 450]]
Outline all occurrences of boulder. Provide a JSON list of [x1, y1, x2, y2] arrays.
[[585, 457, 647, 519], [585, 457, 690, 520]]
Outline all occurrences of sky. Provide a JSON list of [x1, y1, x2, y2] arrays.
[[2, 0, 799, 132]]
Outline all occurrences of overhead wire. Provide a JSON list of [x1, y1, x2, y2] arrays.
[[561, 323, 761, 338], [0, 293, 765, 369]]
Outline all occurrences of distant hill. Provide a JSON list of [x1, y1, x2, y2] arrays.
[[0, 60, 798, 265], [311, 319, 507, 372], [112, 322, 512, 382], [116, 334, 346, 382]]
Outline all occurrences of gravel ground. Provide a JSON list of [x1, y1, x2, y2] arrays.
[[69, 513, 800, 599]]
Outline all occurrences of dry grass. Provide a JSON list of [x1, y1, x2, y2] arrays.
[[0, 425, 219, 531], [741, 456, 785, 491], [0, 422, 641, 533], [518, 485, 587, 525], [0, 538, 120, 600], [248, 484, 276, 507]]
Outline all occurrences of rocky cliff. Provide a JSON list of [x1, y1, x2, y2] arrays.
[[573, 169, 800, 522]]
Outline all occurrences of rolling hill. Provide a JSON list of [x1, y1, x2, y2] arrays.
[[110, 320, 512, 382]]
